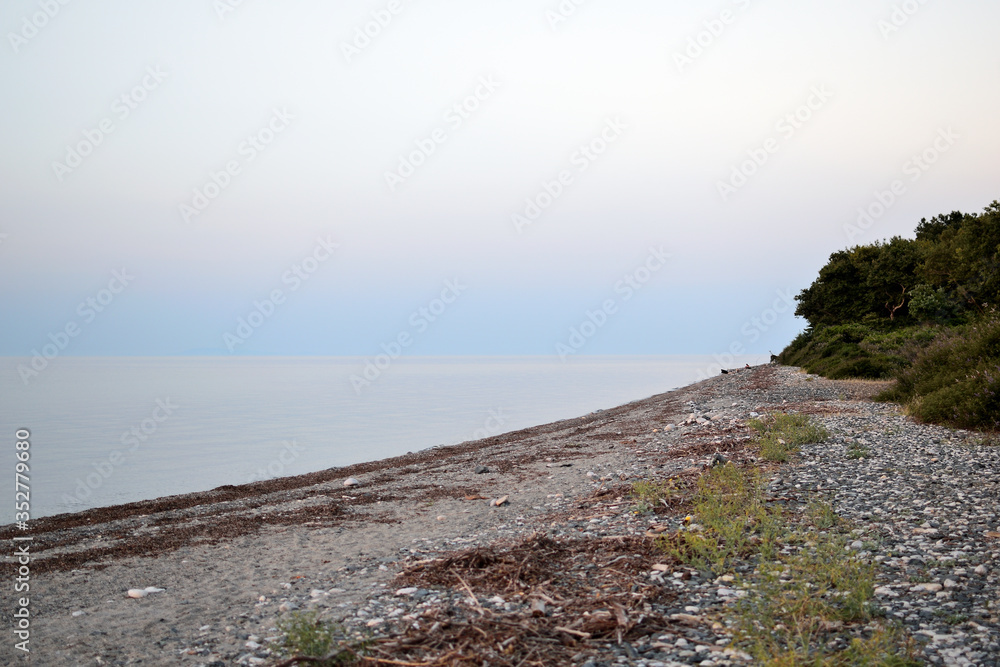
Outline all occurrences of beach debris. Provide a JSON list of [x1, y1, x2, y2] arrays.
[[395, 587, 419, 596], [490, 495, 510, 507], [127, 586, 165, 599], [530, 598, 547, 616], [474, 465, 490, 474], [464, 494, 487, 500], [343, 477, 361, 487], [709, 453, 729, 468], [545, 462, 572, 468], [72, 610, 86, 617]]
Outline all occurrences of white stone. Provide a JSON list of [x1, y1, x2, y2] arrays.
[[974, 565, 988, 575], [395, 587, 418, 596], [343, 477, 361, 487], [72, 610, 86, 617]]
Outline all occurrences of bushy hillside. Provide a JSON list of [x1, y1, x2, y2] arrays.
[[779, 200, 1000, 429]]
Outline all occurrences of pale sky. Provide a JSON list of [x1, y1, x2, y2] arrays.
[[2, 0, 998, 357]]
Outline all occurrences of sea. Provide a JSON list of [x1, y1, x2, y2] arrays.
[[0, 355, 762, 524]]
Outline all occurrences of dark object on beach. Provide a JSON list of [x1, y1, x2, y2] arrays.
[[745, 363, 751, 369], [720, 369, 729, 375], [770, 351, 779, 363], [474, 465, 490, 474], [709, 452, 729, 468]]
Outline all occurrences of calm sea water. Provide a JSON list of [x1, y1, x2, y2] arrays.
[[0, 355, 761, 523]]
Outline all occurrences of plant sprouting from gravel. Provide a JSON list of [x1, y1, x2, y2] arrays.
[[750, 413, 830, 462], [276, 612, 369, 665], [630, 478, 678, 513], [846, 441, 872, 459], [661, 463, 782, 573]]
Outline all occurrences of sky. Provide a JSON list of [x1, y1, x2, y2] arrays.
[[1, 0, 998, 358]]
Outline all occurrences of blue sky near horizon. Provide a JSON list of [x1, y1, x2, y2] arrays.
[[1, 0, 999, 359]]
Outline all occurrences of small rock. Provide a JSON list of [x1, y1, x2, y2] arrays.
[[395, 587, 418, 596], [974, 565, 987, 575], [127, 587, 164, 599], [850, 540, 864, 550], [474, 465, 490, 474], [343, 477, 360, 487], [72, 610, 86, 617], [278, 602, 298, 612], [245, 640, 261, 650]]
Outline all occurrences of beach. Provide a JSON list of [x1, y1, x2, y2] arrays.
[[3, 365, 998, 666]]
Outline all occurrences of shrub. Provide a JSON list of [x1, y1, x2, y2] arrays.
[[276, 612, 367, 665]]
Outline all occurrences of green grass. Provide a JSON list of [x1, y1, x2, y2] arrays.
[[630, 478, 678, 513], [750, 413, 830, 462], [846, 442, 872, 460], [276, 612, 370, 665], [660, 463, 783, 573]]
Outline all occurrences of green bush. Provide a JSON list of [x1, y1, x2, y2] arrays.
[[877, 316, 1000, 429], [276, 612, 367, 665]]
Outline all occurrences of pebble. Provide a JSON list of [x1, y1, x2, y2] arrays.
[[126, 586, 165, 599], [343, 477, 360, 487]]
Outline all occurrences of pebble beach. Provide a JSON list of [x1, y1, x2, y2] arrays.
[[3, 364, 998, 666]]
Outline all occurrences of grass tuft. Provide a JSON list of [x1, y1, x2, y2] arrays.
[[750, 413, 829, 462], [276, 612, 369, 665]]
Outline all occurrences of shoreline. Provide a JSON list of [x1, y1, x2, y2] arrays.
[[4, 365, 998, 666]]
